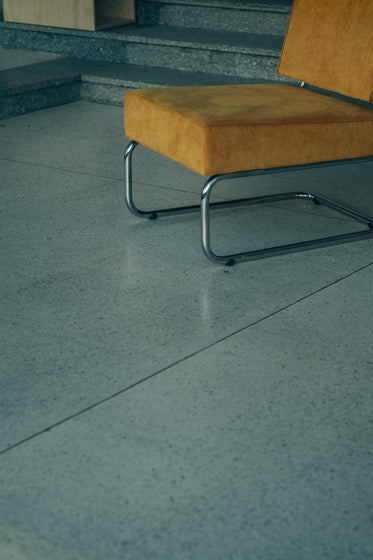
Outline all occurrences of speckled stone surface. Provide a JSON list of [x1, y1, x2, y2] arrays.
[[0, 51, 103, 118], [0, 0, 292, 115], [0, 80, 81, 119], [0, 54, 281, 118], [138, 0, 292, 7], [0, 101, 373, 559], [2, 265, 372, 559], [136, 0, 292, 33], [83, 61, 270, 88], [0, 10, 288, 117], [0, 55, 102, 95], [0, 22, 284, 77], [123, 39, 281, 78], [80, 63, 275, 106]]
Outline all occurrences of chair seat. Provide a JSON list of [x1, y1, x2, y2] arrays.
[[124, 83, 373, 176]]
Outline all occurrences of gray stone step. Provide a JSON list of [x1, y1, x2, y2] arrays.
[[0, 53, 102, 119], [0, 0, 292, 118], [0, 49, 280, 119], [136, 0, 292, 34], [80, 61, 276, 106], [0, 22, 284, 80], [121, 25, 284, 79]]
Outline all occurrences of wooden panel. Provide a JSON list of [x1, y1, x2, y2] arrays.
[[4, 0, 96, 30], [94, 0, 136, 30], [3, 0, 135, 30], [95, 0, 135, 24]]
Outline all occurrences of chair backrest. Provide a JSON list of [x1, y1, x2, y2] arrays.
[[277, 0, 373, 103]]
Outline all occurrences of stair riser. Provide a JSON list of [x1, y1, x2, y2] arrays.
[[80, 82, 132, 107], [0, 28, 128, 63], [0, 81, 80, 119], [136, 3, 290, 35], [1, 28, 281, 80], [126, 43, 280, 80]]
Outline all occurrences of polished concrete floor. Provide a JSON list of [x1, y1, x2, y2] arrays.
[[1, 100, 373, 560]]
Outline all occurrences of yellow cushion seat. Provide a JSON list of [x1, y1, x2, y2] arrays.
[[124, 83, 373, 177]]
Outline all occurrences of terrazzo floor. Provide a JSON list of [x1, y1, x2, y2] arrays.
[[1, 100, 373, 560]]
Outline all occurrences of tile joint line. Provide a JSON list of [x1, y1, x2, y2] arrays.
[[1, 260, 372, 457]]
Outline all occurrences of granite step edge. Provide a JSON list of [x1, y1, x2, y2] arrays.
[[0, 57, 292, 119], [137, 0, 293, 12], [80, 63, 288, 106], [81, 62, 282, 89], [0, 57, 103, 118], [0, 21, 284, 57], [135, 0, 291, 33], [0, 79, 81, 119], [117, 26, 284, 57], [0, 57, 104, 97]]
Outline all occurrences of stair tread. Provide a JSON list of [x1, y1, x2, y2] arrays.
[[0, 55, 276, 98], [0, 0, 290, 117], [82, 61, 275, 89], [137, 0, 292, 12], [0, 57, 103, 96], [0, 21, 284, 55], [111, 24, 283, 55]]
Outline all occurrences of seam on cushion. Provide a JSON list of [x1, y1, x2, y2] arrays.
[[130, 97, 373, 128], [128, 91, 373, 128], [127, 130, 373, 176], [206, 117, 373, 128]]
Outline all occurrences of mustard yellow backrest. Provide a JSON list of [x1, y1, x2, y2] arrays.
[[277, 0, 373, 103]]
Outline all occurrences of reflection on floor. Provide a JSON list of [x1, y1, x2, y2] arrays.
[[1, 100, 373, 560]]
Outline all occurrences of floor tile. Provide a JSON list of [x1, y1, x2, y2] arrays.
[[1, 101, 372, 211], [1, 101, 372, 560], [0, 265, 372, 560], [2, 149, 373, 448]]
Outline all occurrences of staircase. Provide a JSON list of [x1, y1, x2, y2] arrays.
[[0, 0, 293, 119]]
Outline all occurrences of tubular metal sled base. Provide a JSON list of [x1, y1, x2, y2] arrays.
[[124, 141, 373, 265]]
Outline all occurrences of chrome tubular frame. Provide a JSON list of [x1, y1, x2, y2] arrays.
[[124, 141, 373, 265]]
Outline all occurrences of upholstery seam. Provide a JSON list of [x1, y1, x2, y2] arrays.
[[128, 91, 373, 128]]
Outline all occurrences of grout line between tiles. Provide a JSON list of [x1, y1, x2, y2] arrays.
[[0, 155, 203, 201], [0, 155, 124, 182], [0, 156, 369, 224], [1, 260, 372, 457]]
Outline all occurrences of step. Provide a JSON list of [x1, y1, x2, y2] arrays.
[[120, 25, 283, 79], [0, 47, 279, 119], [0, 50, 102, 119], [135, 0, 292, 35], [80, 62, 275, 106], [0, 22, 284, 80], [0, 0, 292, 118]]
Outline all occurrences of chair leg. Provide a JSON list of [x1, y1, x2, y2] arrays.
[[200, 173, 373, 265], [124, 141, 373, 265], [124, 140, 202, 219], [124, 140, 253, 219]]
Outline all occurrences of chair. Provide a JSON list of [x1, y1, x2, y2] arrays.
[[123, 0, 373, 265]]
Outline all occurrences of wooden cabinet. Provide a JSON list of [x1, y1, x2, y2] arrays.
[[3, 0, 136, 31]]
